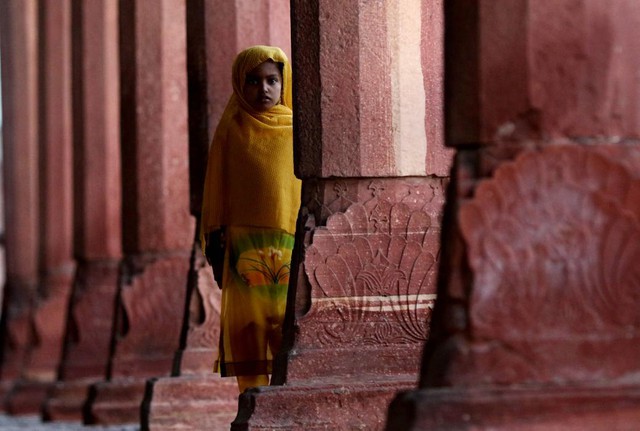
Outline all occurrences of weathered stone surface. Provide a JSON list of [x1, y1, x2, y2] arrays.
[[87, 379, 146, 425], [387, 385, 640, 430], [141, 375, 237, 431], [293, 0, 449, 178], [234, 380, 415, 431], [446, 0, 640, 145], [422, 0, 452, 176]]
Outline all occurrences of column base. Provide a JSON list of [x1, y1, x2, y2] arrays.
[[4, 380, 51, 415], [42, 379, 95, 422], [142, 374, 238, 430], [233, 377, 417, 431], [386, 384, 640, 430], [85, 378, 146, 425], [0, 380, 14, 412]]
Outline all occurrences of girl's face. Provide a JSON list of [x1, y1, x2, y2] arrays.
[[242, 60, 283, 112]]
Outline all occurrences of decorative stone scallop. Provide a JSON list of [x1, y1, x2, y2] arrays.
[[456, 145, 640, 384]]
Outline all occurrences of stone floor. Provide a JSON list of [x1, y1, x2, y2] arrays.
[[0, 415, 139, 431]]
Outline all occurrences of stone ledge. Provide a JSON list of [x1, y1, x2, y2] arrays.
[[387, 384, 640, 430], [233, 378, 417, 431]]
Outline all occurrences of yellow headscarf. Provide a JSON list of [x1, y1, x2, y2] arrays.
[[200, 46, 301, 250]]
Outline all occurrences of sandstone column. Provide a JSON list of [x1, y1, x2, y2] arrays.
[[3, 0, 76, 414], [43, 0, 122, 421], [141, 1, 292, 429], [233, 1, 452, 429], [387, 1, 640, 429], [86, 0, 193, 424], [0, 0, 41, 412]]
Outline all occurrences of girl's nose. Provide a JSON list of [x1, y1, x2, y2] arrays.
[[261, 80, 270, 92]]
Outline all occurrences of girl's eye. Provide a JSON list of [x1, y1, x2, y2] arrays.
[[246, 77, 258, 85], [268, 78, 279, 85]]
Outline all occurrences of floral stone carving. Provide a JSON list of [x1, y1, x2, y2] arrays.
[[295, 178, 444, 356], [450, 145, 640, 386]]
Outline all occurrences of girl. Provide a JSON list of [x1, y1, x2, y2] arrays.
[[200, 46, 301, 393]]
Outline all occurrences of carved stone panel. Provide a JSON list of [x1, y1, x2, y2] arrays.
[[109, 254, 190, 378], [174, 244, 222, 375], [184, 246, 221, 351], [59, 261, 119, 381], [285, 177, 446, 382], [446, 145, 640, 386]]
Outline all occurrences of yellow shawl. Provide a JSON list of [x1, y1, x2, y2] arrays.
[[200, 46, 301, 250]]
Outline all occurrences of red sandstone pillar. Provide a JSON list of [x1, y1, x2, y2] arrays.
[[43, 0, 122, 421], [141, 1, 293, 429], [0, 0, 41, 411], [387, 1, 640, 429], [233, 1, 451, 429], [3, 0, 76, 414], [86, 0, 193, 424]]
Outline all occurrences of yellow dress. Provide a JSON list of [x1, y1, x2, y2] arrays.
[[215, 227, 293, 376], [200, 46, 301, 377]]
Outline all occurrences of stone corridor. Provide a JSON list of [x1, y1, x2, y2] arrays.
[[1, 0, 639, 430]]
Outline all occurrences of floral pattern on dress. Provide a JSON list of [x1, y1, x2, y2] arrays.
[[237, 246, 291, 287]]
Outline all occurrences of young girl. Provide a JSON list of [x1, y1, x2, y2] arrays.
[[200, 46, 301, 392]]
